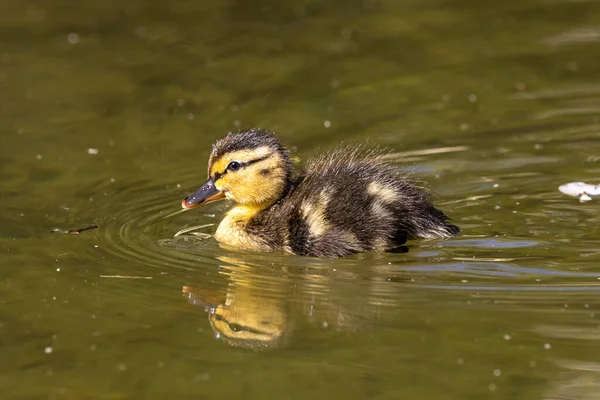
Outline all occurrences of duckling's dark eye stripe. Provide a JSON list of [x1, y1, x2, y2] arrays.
[[212, 153, 273, 181], [243, 153, 272, 167]]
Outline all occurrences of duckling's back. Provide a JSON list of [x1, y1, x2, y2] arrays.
[[257, 145, 459, 258]]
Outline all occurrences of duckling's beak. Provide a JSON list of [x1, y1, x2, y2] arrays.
[[182, 177, 225, 209]]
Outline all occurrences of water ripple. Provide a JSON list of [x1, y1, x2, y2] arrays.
[[74, 174, 223, 275], [399, 261, 600, 278], [440, 238, 540, 248]]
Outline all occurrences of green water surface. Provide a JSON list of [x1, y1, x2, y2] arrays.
[[2, 1, 600, 399]]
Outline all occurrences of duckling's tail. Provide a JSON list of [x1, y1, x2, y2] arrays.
[[408, 205, 460, 240], [442, 222, 461, 237]]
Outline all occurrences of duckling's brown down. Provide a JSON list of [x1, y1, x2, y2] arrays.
[[182, 129, 459, 258]]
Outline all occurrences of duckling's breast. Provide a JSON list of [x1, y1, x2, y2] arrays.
[[215, 205, 276, 252]]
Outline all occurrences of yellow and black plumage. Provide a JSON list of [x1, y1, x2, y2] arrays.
[[182, 128, 459, 258]]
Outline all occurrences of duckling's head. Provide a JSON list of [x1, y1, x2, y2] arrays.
[[182, 129, 292, 209]]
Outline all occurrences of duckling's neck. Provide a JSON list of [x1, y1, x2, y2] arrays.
[[213, 204, 272, 251]]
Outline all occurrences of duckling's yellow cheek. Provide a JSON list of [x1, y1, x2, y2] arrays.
[[237, 183, 262, 203], [225, 173, 270, 203], [214, 179, 237, 201], [214, 180, 226, 193], [212, 151, 287, 206]]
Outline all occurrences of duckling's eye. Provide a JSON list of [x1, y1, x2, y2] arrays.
[[228, 323, 244, 332], [227, 161, 241, 172]]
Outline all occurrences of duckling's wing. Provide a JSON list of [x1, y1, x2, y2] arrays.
[[282, 145, 458, 257]]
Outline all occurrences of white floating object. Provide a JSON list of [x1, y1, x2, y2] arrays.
[[558, 181, 600, 202], [67, 33, 80, 45]]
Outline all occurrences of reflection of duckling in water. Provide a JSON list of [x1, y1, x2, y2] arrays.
[[182, 256, 406, 350], [183, 285, 285, 350], [182, 129, 459, 258], [183, 260, 288, 350]]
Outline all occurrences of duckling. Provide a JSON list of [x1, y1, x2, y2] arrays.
[[181, 128, 459, 258]]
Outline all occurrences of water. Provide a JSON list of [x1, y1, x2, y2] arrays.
[[2, 0, 600, 399]]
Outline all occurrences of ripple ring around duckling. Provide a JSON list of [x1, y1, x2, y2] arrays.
[[76, 176, 225, 275]]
